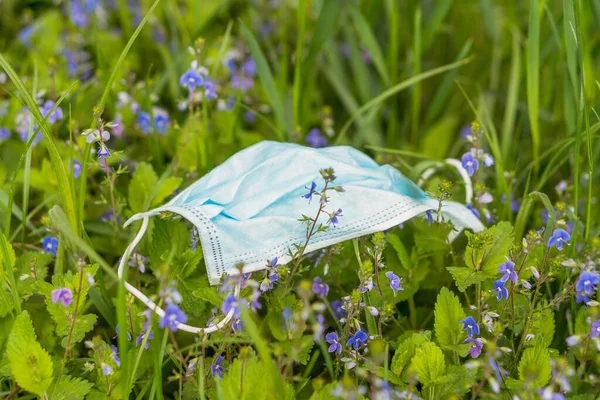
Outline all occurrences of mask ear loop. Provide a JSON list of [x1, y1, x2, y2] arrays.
[[118, 216, 240, 334], [417, 158, 475, 241]]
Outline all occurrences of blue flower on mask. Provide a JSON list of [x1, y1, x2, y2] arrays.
[[303, 182, 317, 202], [328, 209, 343, 226]]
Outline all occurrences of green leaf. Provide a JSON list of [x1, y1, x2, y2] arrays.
[[528, 306, 555, 348], [434, 365, 476, 398], [446, 266, 487, 292], [414, 223, 449, 254], [178, 276, 207, 317], [192, 286, 224, 308], [349, 5, 390, 85], [434, 288, 468, 354], [518, 345, 551, 389], [221, 355, 294, 400], [47, 375, 93, 400], [411, 342, 446, 386], [391, 331, 431, 380], [128, 162, 158, 214], [465, 222, 514, 276], [171, 248, 203, 279], [386, 233, 412, 269], [152, 176, 182, 207], [6, 311, 54, 396]]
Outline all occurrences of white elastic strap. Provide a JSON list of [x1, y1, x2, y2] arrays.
[[417, 158, 473, 204], [118, 216, 240, 334]]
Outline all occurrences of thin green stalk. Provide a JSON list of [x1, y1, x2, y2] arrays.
[[292, 0, 307, 130]]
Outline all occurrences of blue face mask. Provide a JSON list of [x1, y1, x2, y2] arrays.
[[118, 141, 483, 332]]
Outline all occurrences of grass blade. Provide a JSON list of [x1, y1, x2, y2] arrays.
[[240, 20, 287, 138], [335, 57, 473, 144], [526, 0, 541, 171], [501, 28, 522, 162]]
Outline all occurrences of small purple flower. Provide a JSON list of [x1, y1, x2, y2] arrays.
[[250, 289, 262, 312], [136, 329, 154, 349], [159, 304, 188, 332], [241, 57, 256, 76], [326, 332, 342, 355], [425, 210, 435, 225], [494, 280, 508, 301], [590, 320, 600, 339], [72, 160, 82, 179], [114, 324, 132, 341], [180, 69, 204, 91], [498, 258, 517, 283], [460, 316, 480, 338], [97, 146, 110, 159], [328, 209, 343, 226], [463, 337, 483, 358], [110, 345, 120, 367], [576, 271, 599, 294], [346, 330, 368, 349], [128, 252, 148, 273], [461, 152, 479, 177], [204, 80, 218, 99], [548, 229, 570, 250], [154, 113, 169, 134], [40, 100, 63, 124], [385, 271, 403, 295], [331, 300, 346, 320], [359, 278, 374, 293], [137, 112, 152, 134], [232, 319, 243, 333], [303, 182, 317, 202], [576, 293, 590, 304], [282, 307, 294, 330], [467, 204, 480, 219], [101, 363, 113, 376], [306, 128, 328, 148], [43, 236, 59, 256], [51, 287, 73, 307], [312, 276, 329, 298], [211, 355, 225, 378], [243, 110, 256, 123], [0, 128, 10, 140], [222, 294, 245, 319]]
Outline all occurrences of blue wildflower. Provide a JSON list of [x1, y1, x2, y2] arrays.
[[548, 229, 570, 250], [232, 319, 243, 333], [137, 112, 152, 134], [591, 320, 600, 339], [211, 355, 225, 378], [463, 337, 483, 358], [576, 271, 599, 295], [43, 236, 59, 256], [282, 307, 294, 330], [425, 210, 435, 225], [385, 271, 403, 295], [328, 209, 343, 226], [110, 345, 120, 367], [0, 127, 10, 140], [136, 329, 154, 349], [346, 331, 368, 349], [331, 300, 346, 320], [101, 363, 113, 376], [326, 332, 342, 355], [243, 110, 256, 123], [306, 128, 328, 148], [51, 287, 73, 307], [97, 146, 110, 159], [461, 152, 479, 176], [241, 57, 256, 76], [154, 113, 169, 134], [179, 69, 204, 91], [302, 182, 317, 202], [204, 79, 218, 99], [18, 26, 35, 46], [460, 316, 480, 338], [222, 294, 245, 319], [312, 276, 329, 298], [498, 258, 517, 283], [114, 325, 132, 341], [159, 304, 188, 332], [494, 280, 508, 301], [467, 204, 480, 219], [72, 160, 82, 179], [41, 101, 63, 124]]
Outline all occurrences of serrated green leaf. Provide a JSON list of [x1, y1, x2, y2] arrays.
[[465, 222, 513, 276], [414, 223, 448, 254], [221, 355, 294, 399], [192, 286, 224, 308], [7, 311, 54, 396], [128, 162, 158, 214], [386, 233, 412, 270], [391, 331, 431, 380], [411, 342, 446, 385], [518, 345, 551, 389], [446, 266, 487, 292], [171, 248, 203, 279], [434, 365, 475, 397], [434, 288, 468, 354], [47, 375, 93, 400], [527, 306, 555, 348], [178, 276, 207, 317], [152, 176, 183, 207]]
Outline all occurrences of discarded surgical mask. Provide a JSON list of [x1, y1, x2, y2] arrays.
[[118, 140, 484, 333]]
